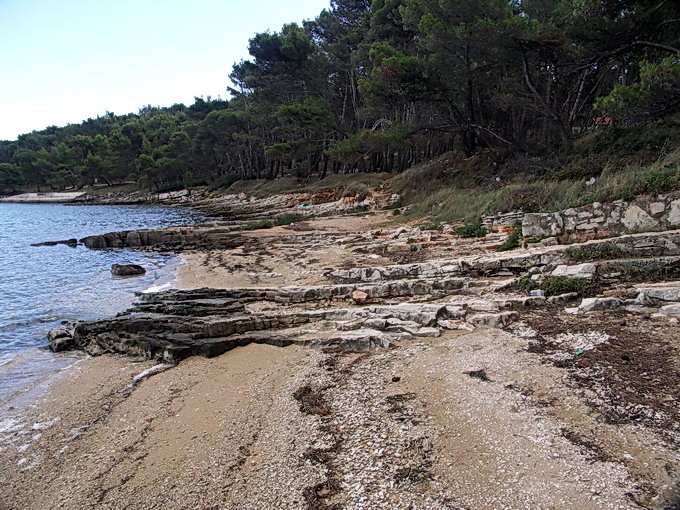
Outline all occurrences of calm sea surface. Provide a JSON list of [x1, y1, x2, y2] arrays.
[[0, 203, 202, 403]]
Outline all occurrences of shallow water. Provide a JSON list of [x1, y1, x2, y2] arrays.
[[0, 203, 201, 402]]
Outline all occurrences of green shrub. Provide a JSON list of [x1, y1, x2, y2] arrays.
[[419, 221, 443, 231], [637, 167, 680, 195], [208, 173, 241, 191], [386, 198, 403, 210], [348, 204, 370, 215], [275, 213, 304, 226], [516, 275, 537, 293], [241, 219, 274, 231], [454, 219, 487, 238], [155, 182, 184, 193], [517, 275, 590, 296], [566, 243, 623, 261], [343, 182, 371, 202], [540, 276, 588, 296], [496, 222, 523, 252]]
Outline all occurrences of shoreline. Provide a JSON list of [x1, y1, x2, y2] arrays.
[[0, 201, 195, 422]]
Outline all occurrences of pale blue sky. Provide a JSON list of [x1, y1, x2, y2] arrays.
[[0, 0, 330, 140]]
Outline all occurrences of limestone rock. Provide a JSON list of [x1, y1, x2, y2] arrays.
[[551, 263, 597, 279], [438, 319, 475, 331], [548, 292, 579, 304], [468, 311, 519, 329], [636, 283, 680, 302], [622, 205, 658, 232], [668, 199, 680, 226], [414, 327, 441, 338], [565, 297, 622, 314], [658, 304, 680, 317], [649, 202, 666, 217]]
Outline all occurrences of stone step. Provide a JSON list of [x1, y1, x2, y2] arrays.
[[329, 231, 680, 283], [137, 276, 495, 307], [49, 293, 541, 362]]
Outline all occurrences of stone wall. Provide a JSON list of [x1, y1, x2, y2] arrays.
[[522, 193, 680, 241]]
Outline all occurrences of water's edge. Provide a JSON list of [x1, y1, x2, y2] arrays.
[[0, 203, 201, 407]]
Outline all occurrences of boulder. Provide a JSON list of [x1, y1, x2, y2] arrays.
[[468, 311, 519, 329], [667, 199, 680, 226], [551, 263, 597, 279], [622, 205, 658, 232], [351, 290, 369, 303], [565, 297, 622, 314], [649, 202, 666, 217], [111, 264, 146, 277]]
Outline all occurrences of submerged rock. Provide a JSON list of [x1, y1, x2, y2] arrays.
[[111, 264, 146, 277], [31, 238, 78, 248]]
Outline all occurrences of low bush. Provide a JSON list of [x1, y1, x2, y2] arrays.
[[342, 182, 371, 202], [566, 243, 623, 261], [241, 219, 274, 231], [275, 213, 304, 226], [496, 222, 523, 252], [454, 219, 487, 238], [540, 276, 589, 296], [517, 275, 590, 296], [419, 221, 443, 231], [207, 173, 241, 191]]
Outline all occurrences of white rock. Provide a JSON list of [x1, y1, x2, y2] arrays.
[[636, 284, 680, 302], [566, 297, 622, 314], [668, 199, 680, 225], [552, 263, 597, 279], [622, 205, 658, 232], [649, 202, 666, 216], [658, 304, 680, 317], [414, 327, 441, 338]]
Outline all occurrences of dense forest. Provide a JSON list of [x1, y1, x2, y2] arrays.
[[1, 0, 678, 193]]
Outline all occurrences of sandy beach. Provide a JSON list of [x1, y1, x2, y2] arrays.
[[2, 211, 680, 510]]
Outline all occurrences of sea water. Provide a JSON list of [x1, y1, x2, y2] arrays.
[[0, 203, 202, 403]]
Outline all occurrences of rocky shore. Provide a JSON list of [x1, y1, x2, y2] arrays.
[[2, 190, 680, 509]]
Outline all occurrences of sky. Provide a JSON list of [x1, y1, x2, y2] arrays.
[[0, 0, 330, 141]]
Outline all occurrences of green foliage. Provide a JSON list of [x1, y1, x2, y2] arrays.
[[540, 276, 589, 297], [595, 56, 680, 123], [517, 275, 589, 296], [419, 221, 442, 231], [0, 163, 23, 192], [207, 173, 241, 191], [566, 243, 623, 261], [275, 213, 304, 225], [241, 219, 274, 231], [342, 182, 371, 201], [454, 219, 487, 238], [496, 222, 523, 252]]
